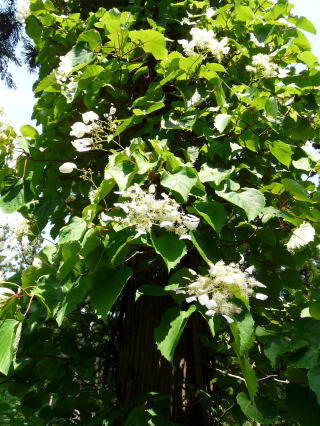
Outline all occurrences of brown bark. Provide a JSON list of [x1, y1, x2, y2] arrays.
[[117, 281, 215, 425]]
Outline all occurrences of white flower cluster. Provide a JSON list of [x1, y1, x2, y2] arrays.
[[101, 184, 200, 239], [246, 54, 286, 78], [178, 261, 268, 323], [178, 28, 229, 60], [16, 0, 30, 24], [0, 287, 15, 309], [59, 108, 117, 173], [0, 217, 43, 278]]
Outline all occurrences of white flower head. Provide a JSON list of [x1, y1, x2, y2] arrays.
[[16, 0, 30, 24], [178, 27, 229, 60], [109, 184, 200, 239], [178, 260, 267, 320], [247, 53, 279, 78], [59, 162, 77, 173], [82, 111, 99, 124]]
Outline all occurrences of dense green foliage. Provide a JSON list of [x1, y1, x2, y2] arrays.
[[1, 0, 320, 424]]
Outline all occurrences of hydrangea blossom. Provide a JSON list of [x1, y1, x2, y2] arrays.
[[16, 0, 30, 24], [246, 54, 285, 78], [101, 184, 200, 239], [177, 261, 267, 322], [178, 28, 229, 60]]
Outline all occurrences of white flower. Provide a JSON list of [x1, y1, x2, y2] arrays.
[[160, 220, 175, 228], [59, 162, 77, 173], [198, 294, 210, 306], [109, 184, 200, 239], [32, 257, 42, 269], [186, 296, 197, 303], [179, 234, 192, 240], [286, 222, 315, 253], [16, 0, 30, 24], [71, 138, 94, 152], [100, 212, 113, 223], [249, 33, 265, 47], [82, 111, 99, 124], [178, 28, 229, 60], [109, 106, 117, 116], [247, 54, 279, 78], [70, 122, 89, 138], [177, 260, 267, 320], [182, 214, 200, 231], [222, 314, 234, 324], [206, 7, 215, 18], [255, 293, 268, 301]]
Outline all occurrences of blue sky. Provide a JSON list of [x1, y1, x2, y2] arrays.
[[0, 0, 320, 131]]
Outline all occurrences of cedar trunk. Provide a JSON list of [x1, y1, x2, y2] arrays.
[[117, 279, 215, 425]]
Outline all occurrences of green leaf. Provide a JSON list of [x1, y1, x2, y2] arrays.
[[308, 366, 320, 405], [234, 5, 253, 22], [161, 167, 197, 202], [56, 277, 92, 326], [238, 358, 259, 400], [81, 65, 104, 79], [237, 393, 264, 422], [269, 141, 293, 167], [194, 201, 227, 234], [151, 231, 187, 271], [90, 267, 132, 322], [60, 42, 94, 74], [108, 161, 137, 191], [309, 302, 320, 320], [282, 178, 310, 202], [198, 164, 233, 185], [77, 29, 102, 51], [214, 114, 232, 133], [216, 188, 266, 221], [231, 312, 255, 356], [296, 16, 317, 34], [239, 130, 260, 152], [154, 306, 196, 363], [298, 51, 318, 67], [0, 320, 20, 375], [130, 29, 167, 60], [0, 180, 32, 214], [260, 206, 292, 223], [161, 113, 196, 130], [59, 217, 87, 244], [33, 275, 62, 318], [20, 125, 39, 139], [34, 72, 57, 93], [256, 327, 308, 368]]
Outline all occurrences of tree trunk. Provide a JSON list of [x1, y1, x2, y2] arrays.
[[117, 280, 214, 425]]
